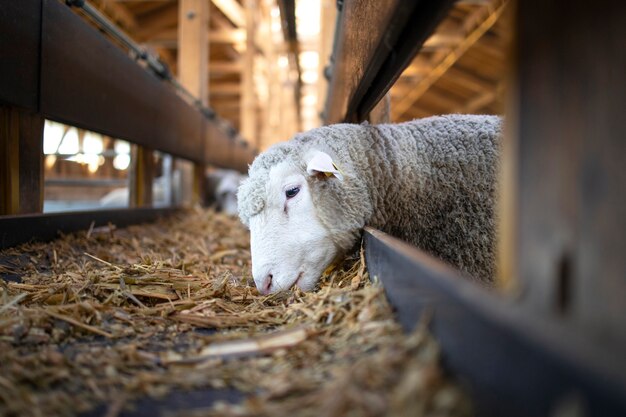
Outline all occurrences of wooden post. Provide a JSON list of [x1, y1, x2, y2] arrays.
[[178, 0, 209, 205], [317, 0, 336, 123], [367, 93, 391, 124], [129, 145, 154, 207], [179, 0, 209, 105], [240, 0, 257, 147], [501, 0, 626, 345], [0, 107, 44, 215]]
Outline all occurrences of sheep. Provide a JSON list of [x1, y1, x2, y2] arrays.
[[205, 169, 246, 215], [237, 114, 502, 294], [100, 169, 244, 215]]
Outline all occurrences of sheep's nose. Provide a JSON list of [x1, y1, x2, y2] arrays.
[[258, 274, 273, 295]]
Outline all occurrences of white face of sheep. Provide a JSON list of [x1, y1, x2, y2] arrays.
[[249, 151, 344, 294]]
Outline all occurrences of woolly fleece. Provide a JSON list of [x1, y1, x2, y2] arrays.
[[238, 114, 502, 283]]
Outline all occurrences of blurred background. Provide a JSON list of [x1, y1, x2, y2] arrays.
[[41, 0, 510, 212]]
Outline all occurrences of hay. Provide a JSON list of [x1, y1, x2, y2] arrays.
[[0, 208, 471, 417]]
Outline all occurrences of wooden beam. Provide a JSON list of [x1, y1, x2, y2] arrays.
[[455, 82, 504, 113], [446, 67, 494, 92], [144, 28, 245, 49], [208, 6, 242, 61], [367, 93, 391, 124], [392, 0, 508, 120], [324, 0, 456, 123], [0, 107, 20, 214], [129, 145, 154, 207], [178, 0, 210, 205], [211, 82, 241, 95], [135, 4, 179, 41], [209, 61, 242, 75], [210, 28, 245, 43], [317, 0, 336, 121], [420, 88, 464, 110], [422, 33, 464, 50], [178, 0, 210, 105], [240, 0, 257, 145], [212, 101, 241, 111], [502, 0, 626, 345], [97, 0, 138, 31], [211, 0, 245, 28], [0, 107, 44, 215]]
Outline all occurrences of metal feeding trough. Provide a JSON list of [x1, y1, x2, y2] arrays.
[[1, 0, 625, 416]]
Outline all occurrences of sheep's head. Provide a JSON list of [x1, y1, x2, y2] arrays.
[[238, 145, 369, 294]]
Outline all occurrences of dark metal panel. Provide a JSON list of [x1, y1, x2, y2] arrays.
[[364, 228, 626, 417], [40, 0, 204, 163], [324, 0, 454, 123], [0, 208, 178, 249], [0, 0, 41, 110]]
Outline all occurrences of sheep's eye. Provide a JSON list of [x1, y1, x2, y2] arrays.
[[285, 186, 300, 199]]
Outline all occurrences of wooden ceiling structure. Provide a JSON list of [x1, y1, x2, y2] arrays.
[[83, 0, 301, 151], [390, 0, 511, 122], [79, 0, 511, 150]]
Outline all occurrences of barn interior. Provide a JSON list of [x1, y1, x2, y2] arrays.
[[1, 0, 625, 416]]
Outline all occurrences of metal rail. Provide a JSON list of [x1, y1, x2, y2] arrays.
[[0, 208, 178, 250], [365, 228, 626, 417]]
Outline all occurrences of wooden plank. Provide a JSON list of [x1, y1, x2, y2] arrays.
[[324, 0, 402, 123], [211, 0, 245, 27], [317, 0, 336, 121], [365, 227, 626, 417], [502, 0, 626, 345], [324, 0, 455, 123], [211, 83, 242, 95], [178, 0, 210, 204], [0, 107, 44, 215], [367, 93, 390, 124], [392, 0, 507, 120], [455, 83, 503, 113], [178, 0, 210, 106], [240, 0, 257, 146], [209, 28, 245, 43], [17, 110, 44, 214], [134, 3, 178, 41], [209, 61, 242, 75], [129, 145, 154, 208], [0, 108, 20, 215], [0, 1, 42, 111]]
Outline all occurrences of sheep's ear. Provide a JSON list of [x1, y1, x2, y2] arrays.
[[306, 150, 344, 180]]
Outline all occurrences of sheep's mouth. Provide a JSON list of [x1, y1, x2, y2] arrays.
[[294, 271, 304, 289]]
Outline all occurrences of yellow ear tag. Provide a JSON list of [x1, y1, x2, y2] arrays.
[[332, 162, 345, 177], [323, 262, 339, 276]]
